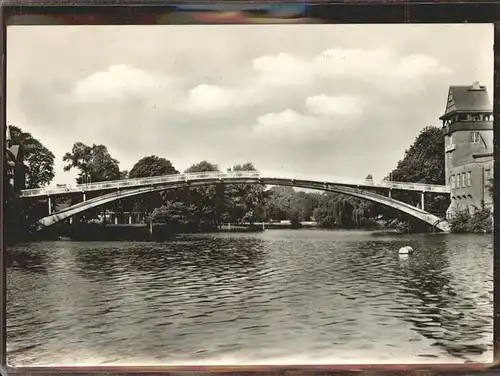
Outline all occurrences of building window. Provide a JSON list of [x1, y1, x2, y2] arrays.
[[467, 171, 472, 187], [486, 169, 492, 179], [462, 172, 466, 188], [470, 131, 480, 143], [451, 175, 455, 189]]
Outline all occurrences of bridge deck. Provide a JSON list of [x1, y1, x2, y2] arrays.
[[19, 171, 451, 198]]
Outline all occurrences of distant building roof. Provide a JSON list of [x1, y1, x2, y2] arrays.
[[9, 145, 21, 160], [5, 145, 26, 170], [440, 82, 492, 120]]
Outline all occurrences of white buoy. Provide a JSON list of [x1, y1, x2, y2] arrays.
[[398, 246, 414, 255]]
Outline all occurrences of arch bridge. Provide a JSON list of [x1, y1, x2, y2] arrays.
[[18, 171, 451, 232]]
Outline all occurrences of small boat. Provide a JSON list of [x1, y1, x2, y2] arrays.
[[398, 246, 414, 255]]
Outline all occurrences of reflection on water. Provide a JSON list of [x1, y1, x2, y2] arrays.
[[7, 230, 493, 366]]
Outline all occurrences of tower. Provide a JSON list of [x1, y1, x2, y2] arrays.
[[440, 81, 494, 218]]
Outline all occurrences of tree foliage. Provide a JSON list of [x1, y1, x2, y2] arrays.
[[385, 126, 449, 217], [185, 160, 220, 173], [388, 126, 445, 184], [129, 155, 179, 179], [313, 193, 376, 229], [223, 163, 268, 224], [126, 155, 179, 213], [449, 202, 492, 233], [9, 125, 55, 189], [5, 125, 57, 242], [63, 142, 121, 184], [150, 160, 221, 230]]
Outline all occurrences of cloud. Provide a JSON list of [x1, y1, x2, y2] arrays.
[[253, 109, 324, 140], [184, 82, 267, 114], [186, 84, 236, 112], [313, 48, 391, 78], [253, 48, 451, 94], [394, 54, 451, 78], [305, 94, 364, 118], [72, 64, 171, 103], [252, 53, 313, 86]]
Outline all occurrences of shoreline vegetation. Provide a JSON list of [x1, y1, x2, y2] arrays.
[[5, 125, 493, 244]]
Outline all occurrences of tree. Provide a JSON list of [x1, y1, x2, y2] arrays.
[[63, 142, 121, 184], [265, 186, 296, 221], [9, 125, 55, 189], [128, 155, 180, 213], [181, 161, 221, 228], [366, 174, 373, 180], [185, 160, 219, 173], [149, 201, 198, 232], [311, 192, 379, 229], [263, 186, 322, 223], [388, 126, 445, 185], [129, 155, 179, 179], [228, 162, 256, 172], [224, 162, 268, 223], [385, 125, 449, 218]]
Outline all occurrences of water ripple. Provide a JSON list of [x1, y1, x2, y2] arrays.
[[6, 230, 493, 366]]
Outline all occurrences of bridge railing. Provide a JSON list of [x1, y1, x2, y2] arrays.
[[18, 171, 263, 197], [19, 171, 450, 198], [262, 173, 449, 192]]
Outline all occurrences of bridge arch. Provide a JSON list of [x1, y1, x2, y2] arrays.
[[36, 176, 451, 232]]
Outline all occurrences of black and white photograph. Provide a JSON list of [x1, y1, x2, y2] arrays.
[[5, 23, 494, 366]]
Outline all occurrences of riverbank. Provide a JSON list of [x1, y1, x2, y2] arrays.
[[11, 215, 476, 243], [27, 220, 368, 242]]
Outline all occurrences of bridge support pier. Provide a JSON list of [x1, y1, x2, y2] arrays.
[[388, 190, 392, 199], [82, 193, 86, 202], [421, 193, 425, 210], [48, 196, 52, 215], [128, 214, 132, 225], [115, 215, 119, 225]]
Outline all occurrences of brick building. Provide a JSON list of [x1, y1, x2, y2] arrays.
[[440, 81, 494, 218]]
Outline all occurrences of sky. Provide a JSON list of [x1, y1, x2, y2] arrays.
[[6, 24, 493, 187]]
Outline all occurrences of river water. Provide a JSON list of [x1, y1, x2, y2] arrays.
[[7, 229, 493, 366]]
